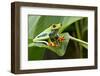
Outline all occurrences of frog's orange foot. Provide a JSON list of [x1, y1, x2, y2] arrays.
[[48, 42, 57, 46], [58, 36, 65, 42]]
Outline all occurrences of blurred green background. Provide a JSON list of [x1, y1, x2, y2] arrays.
[[28, 15, 88, 61]]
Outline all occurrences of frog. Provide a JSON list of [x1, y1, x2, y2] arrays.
[[33, 23, 64, 46]]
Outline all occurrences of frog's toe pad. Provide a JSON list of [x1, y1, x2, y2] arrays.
[[58, 36, 65, 42], [48, 42, 57, 46]]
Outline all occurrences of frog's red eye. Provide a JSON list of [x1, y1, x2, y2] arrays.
[[53, 24, 56, 28]]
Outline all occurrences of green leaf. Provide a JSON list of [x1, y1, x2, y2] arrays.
[[28, 46, 46, 60], [28, 38, 46, 60], [29, 33, 70, 56], [59, 16, 83, 33], [28, 16, 41, 39]]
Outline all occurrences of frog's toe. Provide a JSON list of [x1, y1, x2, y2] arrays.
[[48, 42, 52, 46], [48, 42, 56, 47], [51, 42, 55, 46], [58, 36, 65, 42]]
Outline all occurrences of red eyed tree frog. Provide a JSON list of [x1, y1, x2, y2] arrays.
[[33, 23, 64, 46]]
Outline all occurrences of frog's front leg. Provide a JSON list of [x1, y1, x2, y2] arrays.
[[48, 33, 59, 46], [48, 35, 65, 47], [57, 36, 65, 42]]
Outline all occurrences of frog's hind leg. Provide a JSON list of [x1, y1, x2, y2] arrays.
[[33, 41, 48, 45]]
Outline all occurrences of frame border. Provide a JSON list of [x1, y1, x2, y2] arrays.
[[11, 2, 98, 74]]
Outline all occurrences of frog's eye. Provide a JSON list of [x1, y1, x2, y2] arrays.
[[52, 24, 56, 28]]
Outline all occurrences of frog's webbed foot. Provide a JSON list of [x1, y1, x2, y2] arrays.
[[48, 42, 58, 47], [57, 36, 65, 42]]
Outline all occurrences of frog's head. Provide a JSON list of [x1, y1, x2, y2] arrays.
[[51, 23, 62, 30]]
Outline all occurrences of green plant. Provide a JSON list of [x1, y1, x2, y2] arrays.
[[28, 15, 88, 60]]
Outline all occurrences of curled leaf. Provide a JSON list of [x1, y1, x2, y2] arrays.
[[29, 33, 70, 56]]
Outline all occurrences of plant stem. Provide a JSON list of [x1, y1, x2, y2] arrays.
[[69, 35, 88, 49]]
